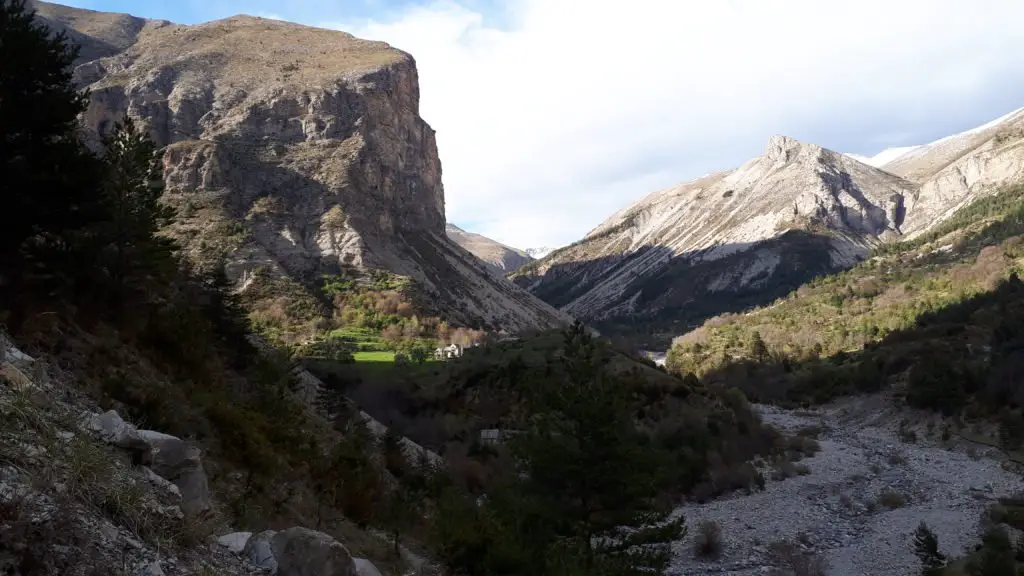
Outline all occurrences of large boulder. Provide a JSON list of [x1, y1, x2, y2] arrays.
[[271, 527, 356, 576], [135, 430, 211, 517], [82, 410, 145, 449], [242, 530, 278, 572], [81, 411, 212, 518], [217, 531, 253, 554]]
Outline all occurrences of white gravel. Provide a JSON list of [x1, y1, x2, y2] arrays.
[[668, 395, 1024, 576]]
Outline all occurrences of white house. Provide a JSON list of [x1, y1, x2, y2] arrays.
[[433, 343, 463, 360]]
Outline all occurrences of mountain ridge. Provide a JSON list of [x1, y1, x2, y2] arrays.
[[512, 134, 919, 345], [515, 108, 1024, 346], [444, 223, 534, 275]]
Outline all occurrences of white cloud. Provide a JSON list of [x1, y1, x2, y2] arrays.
[[326, 0, 1024, 250]]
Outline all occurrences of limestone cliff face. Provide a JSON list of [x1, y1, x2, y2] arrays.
[[513, 136, 918, 344], [40, 1, 567, 332], [880, 106, 1024, 236]]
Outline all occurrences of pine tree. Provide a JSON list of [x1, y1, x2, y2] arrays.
[[748, 331, 770, 362], [0, 0, 105, 316], [912, 522, 946, 576], [96, 116, 177, 307], [505, 320, 686, 575]]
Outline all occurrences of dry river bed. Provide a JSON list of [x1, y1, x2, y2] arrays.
[[668, 395, 1024, 575]]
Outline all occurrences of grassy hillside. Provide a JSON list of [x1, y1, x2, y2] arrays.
[[667, 183, 1024, 439], [241, 264, 486, 362]]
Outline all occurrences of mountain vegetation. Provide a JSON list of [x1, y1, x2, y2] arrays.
[[668, 182, 1024, 446]]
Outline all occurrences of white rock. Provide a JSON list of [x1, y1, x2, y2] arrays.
[[217, 531, 253, 554], [81, 410, 142, 448], [353, 558, 384, 576], [137, 561, 164, 576]]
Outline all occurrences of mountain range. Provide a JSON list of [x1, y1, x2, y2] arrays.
[[510, 106, 1024, 347], [30, 0, 1024, 351]]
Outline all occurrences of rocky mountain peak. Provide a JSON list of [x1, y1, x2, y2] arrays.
[[513, 131, 920, 344], [41, 0, 568, 333], [764, 134, 820, 164]]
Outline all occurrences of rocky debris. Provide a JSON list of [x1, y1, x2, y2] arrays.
[[218, 527, 386, 576], [81, 410, 212, 518], [138, 561, 166, 576], [0, 337, 264, 575], [0, 334, 36, 392], [135, 430, 211, 518], [669, 397, 1024, 575]]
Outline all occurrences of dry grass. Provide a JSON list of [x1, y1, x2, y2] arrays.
[[877, 489, 908, 509], [767, 540, 828, 576], [92, 14, 405, 92]]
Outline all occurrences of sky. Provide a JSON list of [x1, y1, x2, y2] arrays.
[[57, 0, 1024, 250]]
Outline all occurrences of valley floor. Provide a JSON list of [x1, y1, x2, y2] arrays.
[[669, 395, 1024, 576]]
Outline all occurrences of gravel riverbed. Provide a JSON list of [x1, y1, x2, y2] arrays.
[[668, 395, 1024, 575]]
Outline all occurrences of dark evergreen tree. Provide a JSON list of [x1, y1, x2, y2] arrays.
[[0, 0, 105, 318], [748, 331, 769, 363], [912, 522, 946, 576], [96, 116, 177, 309], [502, 320, 686, 575]]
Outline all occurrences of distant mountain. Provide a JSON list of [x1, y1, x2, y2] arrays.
[[525, 246, 555, 259], [513, 106, 1024, 347], [445, 224, 534, 275]]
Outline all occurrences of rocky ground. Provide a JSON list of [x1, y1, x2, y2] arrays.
[[0, 333, 410, 576], [669, 394, 1024, 575]]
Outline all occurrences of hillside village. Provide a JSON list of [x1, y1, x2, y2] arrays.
[[3, 1, 1024, 575]]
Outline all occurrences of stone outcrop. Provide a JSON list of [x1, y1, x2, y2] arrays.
[[0, 332, 261, 575], [33, 0, 568, 333], [218, 527, 385, 576], [271, 527, 357, 576], [81, 410, 212, 518], [878, 106, 1024, 237], [445, 223, 534, 275]]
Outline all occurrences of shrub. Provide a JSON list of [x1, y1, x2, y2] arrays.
[[694, 520, 723, 558], [878, 490, 908, 509], [767, 540, 828, 576]]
